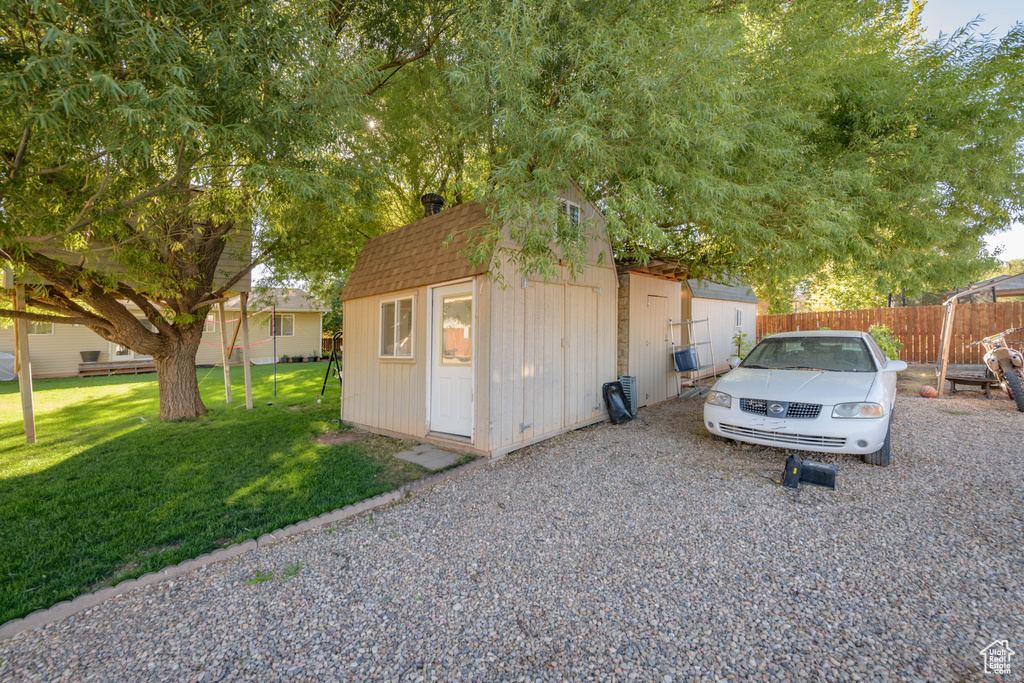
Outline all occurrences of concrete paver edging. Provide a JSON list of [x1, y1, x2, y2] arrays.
[[0, 455, 493, 642]]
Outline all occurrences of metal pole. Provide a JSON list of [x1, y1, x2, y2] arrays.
[[240, 292, 253, 409], [272, 304, 277, 397]]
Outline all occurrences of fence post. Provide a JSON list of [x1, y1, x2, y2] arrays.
[[936, 302, 956, 396]]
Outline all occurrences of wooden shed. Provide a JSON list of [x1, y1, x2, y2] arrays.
[[615, 266, 758, 409], [340, 187, 618, 458], [683, 279, 759, 374], [616, 260, 691, 409]]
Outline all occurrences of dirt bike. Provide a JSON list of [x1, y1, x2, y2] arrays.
[[968, 326, 1024, 412]]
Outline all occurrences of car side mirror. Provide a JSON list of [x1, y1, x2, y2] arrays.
[[883, 360, 907, 372]]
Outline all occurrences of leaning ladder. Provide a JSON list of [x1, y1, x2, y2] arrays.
[[669, 317, 716, 399]]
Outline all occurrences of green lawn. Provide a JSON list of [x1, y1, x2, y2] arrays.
[[0, 362, 427, 624]]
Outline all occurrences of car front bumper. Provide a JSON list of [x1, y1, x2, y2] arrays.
[[703, 403, 888, 455]]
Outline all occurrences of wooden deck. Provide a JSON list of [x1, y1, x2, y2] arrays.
[[78, 360, 157, 377]]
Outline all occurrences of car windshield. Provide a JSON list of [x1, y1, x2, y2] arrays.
[[740, 336, 876, 373]]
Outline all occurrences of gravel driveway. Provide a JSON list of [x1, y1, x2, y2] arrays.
[[2, 396, 1023, 682]]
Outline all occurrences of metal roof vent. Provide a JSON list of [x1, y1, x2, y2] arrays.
[[421, 193, 445, 217]]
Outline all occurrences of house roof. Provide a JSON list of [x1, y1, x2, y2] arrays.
[[341, 201, 491, 301], [224, 288, 326, 312], [687, 278, 758, 304], [950, 271, 1024, 301]]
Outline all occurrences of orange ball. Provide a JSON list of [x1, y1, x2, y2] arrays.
[[919, 385, 938, 398]]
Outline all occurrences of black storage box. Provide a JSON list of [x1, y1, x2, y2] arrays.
[[800, 460, 838, 489]]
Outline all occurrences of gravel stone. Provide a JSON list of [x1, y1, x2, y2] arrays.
[[1, 396, 1022, 682]]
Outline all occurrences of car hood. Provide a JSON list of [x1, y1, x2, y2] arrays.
[[714, 368, 876, 405]]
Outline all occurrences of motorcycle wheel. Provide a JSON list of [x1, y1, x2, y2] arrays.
[[863, 421, 891, 467], [1000, 359, 1024, 412]]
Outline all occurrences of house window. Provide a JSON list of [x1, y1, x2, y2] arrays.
[[380, 297, 413, 357], [273, 314, 294, 337], [561, 200, 580, 226], [735, 308, 743, 328], [204, 316, 217, 333], [28, 321, 53, 335]]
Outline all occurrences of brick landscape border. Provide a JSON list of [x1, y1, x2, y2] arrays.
[[0, 456, 494, 641]]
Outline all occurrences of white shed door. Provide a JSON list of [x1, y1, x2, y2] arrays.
[[430, 284, 474, 437], [638, 294, 673, 406]]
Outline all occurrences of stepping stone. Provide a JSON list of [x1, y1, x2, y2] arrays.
[[394, 447, 461, 471]]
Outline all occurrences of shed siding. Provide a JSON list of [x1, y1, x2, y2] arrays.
[[690, 297, 757, 375], [342, 288, 427, 439], [625, 273, 682, 407], [485, 258, 617, 454]]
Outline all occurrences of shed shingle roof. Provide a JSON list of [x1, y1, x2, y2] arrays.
[[341, 202, 491, 301], [687, 278, 758, 304]]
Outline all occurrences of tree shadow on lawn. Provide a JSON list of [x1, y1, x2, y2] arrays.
[[0, 402, 422, 625]]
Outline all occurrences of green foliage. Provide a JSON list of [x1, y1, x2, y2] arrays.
[[281, 562, 304, 582], [731, 331, 753, 359], [869, 324, 904, 359], [247, 570, 274, 585], [984, 258, 1024, 280], [801, 264, 888, 312]]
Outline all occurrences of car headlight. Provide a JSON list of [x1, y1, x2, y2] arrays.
[[832, 402, 884, 418], [705, 391, 732, 408]]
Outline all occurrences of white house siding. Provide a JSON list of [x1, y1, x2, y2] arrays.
[[624, 273, 683, 408], [0, 323, 114, 377], [0, 309, 323, 378], [194, 310, 324, 365], [689, 297, 757, 375]]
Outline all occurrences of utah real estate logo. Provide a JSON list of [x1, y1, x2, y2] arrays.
[[980, 640, 1014, 675]]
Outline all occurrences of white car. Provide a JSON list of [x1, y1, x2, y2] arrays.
[[703, 331, 907, 466]]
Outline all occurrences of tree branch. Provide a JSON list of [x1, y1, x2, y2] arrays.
[[65, 153, 204, 233], [25, 149, 110, 179], [0, 308, 115, 330]]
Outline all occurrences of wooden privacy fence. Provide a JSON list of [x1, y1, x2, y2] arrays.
[[757, 302, 1024, 364], [322, 334, 343, 355]]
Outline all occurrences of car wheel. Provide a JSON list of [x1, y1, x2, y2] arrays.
[[863, 422, 891, 467]]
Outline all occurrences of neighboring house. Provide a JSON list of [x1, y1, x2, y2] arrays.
[[340, 184, 759, 457], [0, 288, 325, 378]]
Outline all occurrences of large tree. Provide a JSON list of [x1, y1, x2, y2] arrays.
[[0, 0, 437, 419], [288, 0, 1021, 294], [5, 0, 1022, 421]]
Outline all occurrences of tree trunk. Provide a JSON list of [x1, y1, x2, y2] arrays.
[[154, 328, 208, 421]]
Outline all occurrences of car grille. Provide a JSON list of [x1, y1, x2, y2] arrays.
[[739, 399, 822, 419], [719, 423, 846, 448]]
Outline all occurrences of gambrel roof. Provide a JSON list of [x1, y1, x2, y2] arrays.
[[341, 202, 490, 301]]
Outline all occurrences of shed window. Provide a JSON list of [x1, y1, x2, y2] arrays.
[[380, 298, 413, 357], [273, 314, 294, 337], [561, 200, 580, 226], [735, 308, 743, 328], [28, 321, 53, 335]]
